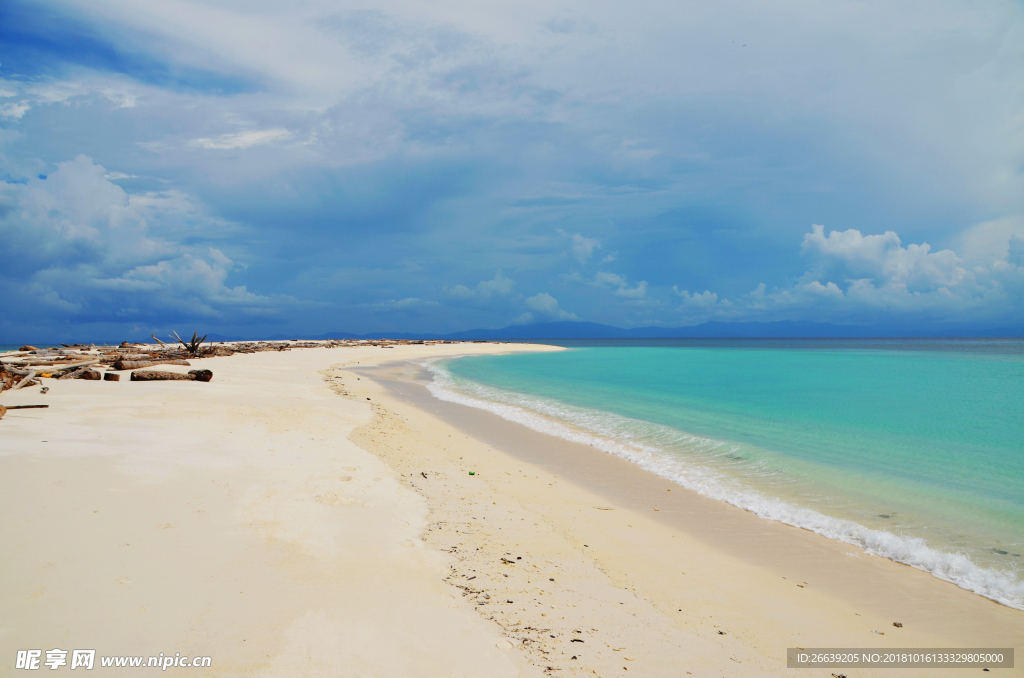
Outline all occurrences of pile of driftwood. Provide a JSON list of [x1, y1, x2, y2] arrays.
[[0, 332, 223, 393], [1, 332, 482, 395]]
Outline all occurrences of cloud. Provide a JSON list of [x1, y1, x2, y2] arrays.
[[615, 280, 647, 298], [523, 292, 578, 320], [672, 222, 1024, 325], [956, 216, 1024, 265], [4, 1, 1024, 337], [448, 270, 515, 299], [0, 155, 284, 328], [362, 297, 440, 310], [673, 287, 719, 306], [593, 271, 626, 287], [571, 233, 600, 263], [593, 271, 648, 299], [801, 224, 969, 292], [191, 129, 293, 150], [0, 102, 31, 119]]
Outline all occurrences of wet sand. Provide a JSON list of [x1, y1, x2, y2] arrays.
[[346, 357, 1022, 676]]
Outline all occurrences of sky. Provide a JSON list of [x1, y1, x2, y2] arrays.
[[1, 0, 1023, 340]]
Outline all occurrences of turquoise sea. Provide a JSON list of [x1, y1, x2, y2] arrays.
[[427, 339, 1024, 609]]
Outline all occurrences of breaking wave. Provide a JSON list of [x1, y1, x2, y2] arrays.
[[424, 358, 1024, 611]]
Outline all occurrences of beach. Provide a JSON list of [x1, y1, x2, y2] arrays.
[[2, 342, 1020, 677]]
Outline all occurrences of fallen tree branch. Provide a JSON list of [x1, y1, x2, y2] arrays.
[[130, 369, 212, 382], [113, 359, 191, 371], [12, 369, 36, 390]]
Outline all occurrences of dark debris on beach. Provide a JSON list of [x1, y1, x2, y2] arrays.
[[1, 333, 479, 395]]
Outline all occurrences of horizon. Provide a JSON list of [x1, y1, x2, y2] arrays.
[[1, 1, 1023, 341], [5, 317, 1024, 348]]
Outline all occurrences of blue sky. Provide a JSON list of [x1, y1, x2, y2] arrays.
[[1, 0, 1023, 340]]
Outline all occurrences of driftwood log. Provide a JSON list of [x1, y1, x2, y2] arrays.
[[104, 373, 120, 381], [3, 365, 38, 390], [79, 369, 102, 381], [130, 369, 212, 382], [57, 366, 90, 380], [113, 359, 191, 370]]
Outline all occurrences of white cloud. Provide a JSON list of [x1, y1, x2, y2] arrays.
[[956, 216, 1024, 265], [514, 312, 535, 324], [0, 101, 31, 119], [673, 287, 719, 306], [0, 155, 284, 322], [571, 233, 600, 263], [523, 292, 578, 320], [363, 297, 440, 310], [593, 271, 647, 299], [191, 128, 293, 150], [672, 222, 1024, 325], [448, 270, 515, 299], [593, 271, 626, 287], [615, 280, 647, 298], [801, 224, 969, 292]]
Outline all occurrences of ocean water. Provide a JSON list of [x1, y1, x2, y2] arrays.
[[426, 339, 1024, 609]]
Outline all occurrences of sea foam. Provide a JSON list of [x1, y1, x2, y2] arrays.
[[424, 359, 1024, 611]]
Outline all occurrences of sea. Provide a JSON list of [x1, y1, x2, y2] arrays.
[[425, 338, 1024, 610]]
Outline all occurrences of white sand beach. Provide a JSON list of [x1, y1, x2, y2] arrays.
[[2, 343, 1020, 677]]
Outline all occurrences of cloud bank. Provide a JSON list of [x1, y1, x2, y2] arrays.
[[0, 155, 286, 339], [1, 0, 1023, 338]]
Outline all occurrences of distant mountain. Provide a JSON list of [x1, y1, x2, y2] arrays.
[[20, 320, 1022, 348], [277, 320, 1024, 341]]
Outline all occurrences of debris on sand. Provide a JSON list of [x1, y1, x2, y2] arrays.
[[1, 335, 490, 396]]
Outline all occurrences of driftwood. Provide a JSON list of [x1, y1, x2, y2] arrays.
[[3, 365, 38, 390], [34, 359, 100, 373], [104, 373, 120, 381], [172, 331, 207, 356], [151, 334, 168, 346], [79, 369, 102, 381], [130, 369, 212, 382], [113, 359, 191, 371], [131, 370, 190, 381]]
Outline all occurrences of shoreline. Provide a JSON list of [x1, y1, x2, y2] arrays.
[[416, 355, 1024, 612], [3, 343, 1020, 677], [346, 355, 1023, 674]]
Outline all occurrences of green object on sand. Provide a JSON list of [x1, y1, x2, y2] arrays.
[[468, 471, 475, 475]]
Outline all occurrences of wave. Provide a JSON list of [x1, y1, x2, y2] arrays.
[[423, 358, 1024, 611]]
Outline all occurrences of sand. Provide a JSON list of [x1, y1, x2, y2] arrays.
[[1, 343, 1020, 677]]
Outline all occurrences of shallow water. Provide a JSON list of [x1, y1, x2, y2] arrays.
[[429, 339, 1024, 609]]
